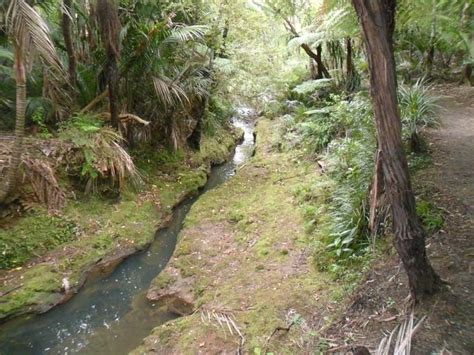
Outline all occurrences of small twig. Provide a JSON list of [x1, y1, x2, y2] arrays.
[[262, 322, 295, 354], [0, 285, 21, 298]]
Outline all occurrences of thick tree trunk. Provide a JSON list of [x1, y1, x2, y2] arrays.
[[61, 0, 77, 88], [352, 0, 440, 302], [96, 0, 121, 130], [0, 44, 26, 203]]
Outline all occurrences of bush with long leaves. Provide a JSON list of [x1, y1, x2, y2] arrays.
[[399, 78, 441, 153]]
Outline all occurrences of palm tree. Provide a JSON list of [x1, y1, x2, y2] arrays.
[[0, 0, 64, 203]]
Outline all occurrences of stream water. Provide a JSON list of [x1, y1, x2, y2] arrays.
[[0, 112, 255, 355]]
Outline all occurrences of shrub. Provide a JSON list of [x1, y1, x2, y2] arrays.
[[399, 78, 441, 153], [59, 114, 142, 194], [291, 94, 376, 267]]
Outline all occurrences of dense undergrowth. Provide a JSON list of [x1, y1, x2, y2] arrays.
[[269, 76, 444, 281]]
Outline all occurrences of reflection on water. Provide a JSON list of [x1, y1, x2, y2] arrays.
[[0, 112, 255, 355]]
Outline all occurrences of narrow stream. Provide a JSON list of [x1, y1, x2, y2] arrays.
[[0, 111, 255, 355]]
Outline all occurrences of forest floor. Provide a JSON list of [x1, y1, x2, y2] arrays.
[[322, 84, 474, 353]]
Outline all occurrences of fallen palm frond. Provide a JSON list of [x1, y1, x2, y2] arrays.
[[21, 156, 65, 210], [1, 136, 65, 210], [199, 308, 245, 353], [99, 112, 152, 145], [376, 312, 426, 355]]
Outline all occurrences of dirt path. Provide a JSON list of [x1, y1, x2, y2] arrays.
[[415, 84, 474, 353], [430, 85, 474, 212]]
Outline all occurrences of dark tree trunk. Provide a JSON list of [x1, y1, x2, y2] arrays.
[[300, 43, 331, 79], [352, 0, 440, 302], [346, 37, 353, 78], [107, 58, 120, 130], [315, 44, 331, 79], [345, 37, 356, 91], [218, 20, 229, 58], [426, 44, 435, 78], [96, 0, 121, 130], [281, 16, 330, 79], [61, 0, 77, 88], [410, 132, 423, 154], [463, 63, 472, 86], [309, 58, 317, 79]]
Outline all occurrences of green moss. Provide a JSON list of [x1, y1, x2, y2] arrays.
[[0, 210, 77, 269], [150, 271, 176, 290]]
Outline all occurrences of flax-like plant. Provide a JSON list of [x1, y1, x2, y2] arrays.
[[399, 78, 441, 153]]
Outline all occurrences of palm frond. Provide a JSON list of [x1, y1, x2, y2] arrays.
[[163, 24, 208, 44], [152, 75, 189, 108], [6, 0, 64, 74]]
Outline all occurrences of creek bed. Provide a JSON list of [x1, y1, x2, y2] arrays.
[[0, 112, 255, 355]]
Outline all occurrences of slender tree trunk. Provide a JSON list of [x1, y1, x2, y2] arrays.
[[61, 0, 77, 88], [352, 0, 440, 302], [426, 45, 435, 78], [346, 37, 354, 82], [281, 16, 330, 79], [218, 20, 229, 58], [464, 63, 472, 86], [345, 37, 356, 91], [0, 44, 26, 203], [107, 58, 120, 129], [309, 58, 318, 79], [346, 37, 353, 78], [315, 44, 331, 79], [426, 0, 437, 78]]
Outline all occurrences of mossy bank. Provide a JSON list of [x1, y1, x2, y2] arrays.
[[131, 118, 355, 354], [0, 125, 242, 322]]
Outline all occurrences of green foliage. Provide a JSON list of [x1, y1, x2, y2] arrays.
[[284, 93, 373, 154], [202, 97, 234, 136], [59, 114, 141, 193], [290, 94, 375, 268], [416, 199, 444, 234], [0, 210, 77, 269], [399, 78, 441, 149], [396, 0, 471, 78], [292, 79, 333, 95]]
